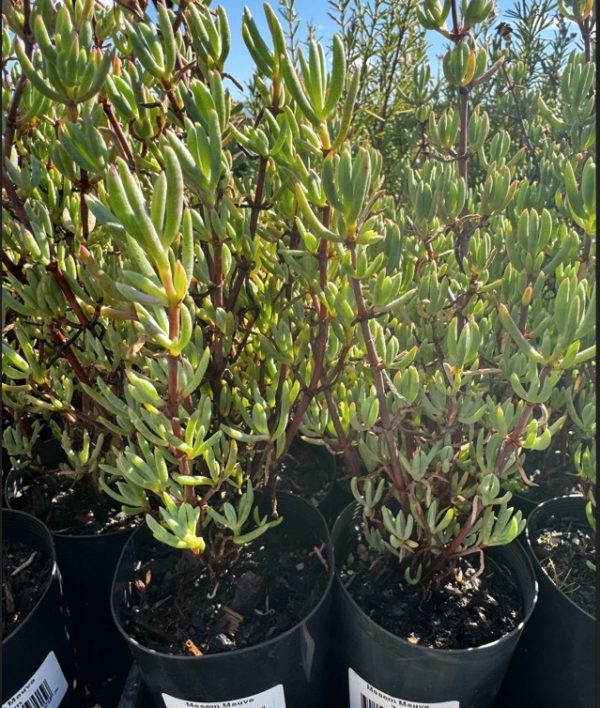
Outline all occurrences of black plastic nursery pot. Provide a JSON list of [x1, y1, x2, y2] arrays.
[[329, 503, 538, 708], [4, 468, 135, 697], [111, 491, 335, 708], [510, 483, 583, 521], [508, 447, 579, 520], [496, 495, 596, 708], [2, 510, 79, 707], [318, 477, 354, 529]]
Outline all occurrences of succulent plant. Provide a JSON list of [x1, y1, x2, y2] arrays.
[[2, 0, 594, 582]]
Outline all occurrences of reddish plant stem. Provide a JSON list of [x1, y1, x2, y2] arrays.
[[494, 369, 549, 476], [279, 206, 332, 462], [228, 87, 279, 313], [50, 328, 90, 385], [323, 388, 361, 476], [281, 321, 329, 460], [101, 100, 136, 168], [3, 75, 27, 163], [225, 259, 249, 311], [46, 262, 92, 332], [427, 496, 484, 578], [2, 173, 32, 230], [225, 153, 271, 311], [579, 17, 592, 63], [450, 0, 460, 33], [322, 343, 351, 390], [3, 0, 32, 163], [249, 157, 267, 239], [173, 0, 189, 33], [348, 243, 409, 508]]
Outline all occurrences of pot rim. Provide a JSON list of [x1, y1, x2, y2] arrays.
[[525, 494, 596, 622], [4, 466, 139, 541], [110, 490, 335, 661], [333, 502, 539, 656], [1, 509, 60, 645]]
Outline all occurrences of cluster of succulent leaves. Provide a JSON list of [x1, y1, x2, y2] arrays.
[[2, 0, 595, 583]]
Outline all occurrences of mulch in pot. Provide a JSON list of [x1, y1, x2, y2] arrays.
[[123, 527, 329, 655], [1, 539, 53, 638], [9, 470, 138, 536], [532, 513, 595, 617], [339, 527, 523, 650]]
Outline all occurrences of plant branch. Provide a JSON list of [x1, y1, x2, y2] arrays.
[[348, 243, 409, 506]]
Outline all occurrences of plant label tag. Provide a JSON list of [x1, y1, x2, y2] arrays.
[[348, 668, 459, 708], [161, 684, 286, 708], [3, 651, 68, 708]]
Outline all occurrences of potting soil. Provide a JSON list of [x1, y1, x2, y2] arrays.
[[275, 442, 335, 507], [533, 515, 596, 617], [339, 534, 523, 649], [9, 471, 138, 535], [123, 528, 329, 655], [1, 539, 53, 638]]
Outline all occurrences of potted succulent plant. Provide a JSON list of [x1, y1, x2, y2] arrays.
[[287, 0, 595, 705], [496, 27, 596, 516], [2, 0, 144, 696], [2, 0, 346, 702], [2, 0, 594, 705], [498, 26, 596, 686], [0, 0, 383, 704]]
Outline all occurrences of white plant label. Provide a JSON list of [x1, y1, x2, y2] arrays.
[[348, 668, 459, 708], [162, 684, 286, 708], [3, 651, 68, 708]]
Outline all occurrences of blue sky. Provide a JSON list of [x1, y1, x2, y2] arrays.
[[216, 0, 513, 95]]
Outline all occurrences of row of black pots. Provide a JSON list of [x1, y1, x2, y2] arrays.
[[3, 490, 595, 708], [1, 441, 349, 706], [114, 494, 596, 708], [1, 448, 351, 702], [4, 468, 135, 705]]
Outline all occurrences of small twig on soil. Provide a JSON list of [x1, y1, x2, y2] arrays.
[[184, 639, 203, 656], [10, 551, 37, 577], [150, 595, 172, 612], [207, 580, 220, 600], [310, 543, 329, 571], [222, 606, 244, 635]]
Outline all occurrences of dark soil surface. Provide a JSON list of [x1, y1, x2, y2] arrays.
[[7, 470, 138, 536], [276, 441, 335, 507], [533, 515, 596, 617], [1, 540, 52, 639], [123, 528, 329, 655], [339, 528, 523, 650]]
